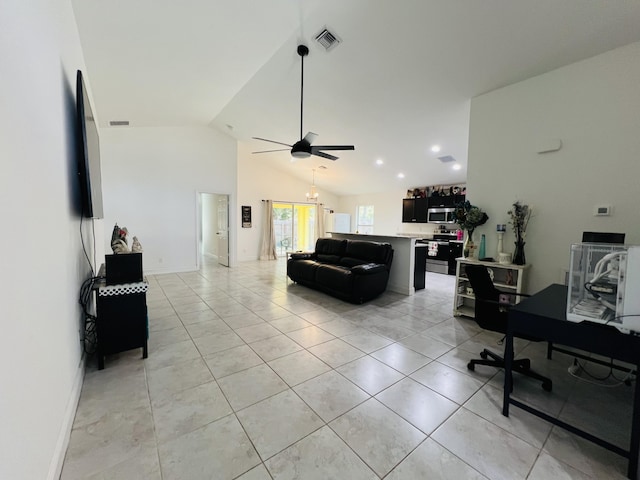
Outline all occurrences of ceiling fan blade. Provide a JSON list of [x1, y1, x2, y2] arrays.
[[252, 137, 292, 148], [252, 148, 291, 154], [312, 151, 338, 161], [311, 145, 355, 151], [302, 131, 318, 144]]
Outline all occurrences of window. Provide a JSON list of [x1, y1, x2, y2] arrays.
[[272, 203, 316, 256], [356, 205, 374, 234]]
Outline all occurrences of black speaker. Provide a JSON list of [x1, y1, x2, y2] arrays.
[[105, 253, 143, 285]]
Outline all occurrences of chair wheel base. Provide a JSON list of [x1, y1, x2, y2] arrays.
[[467, 362, 475, 371]]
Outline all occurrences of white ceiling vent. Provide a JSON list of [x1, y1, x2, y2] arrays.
[[437, 155, 456, 163], [109, 120, 130, 126], [315, 29, 340, 51]]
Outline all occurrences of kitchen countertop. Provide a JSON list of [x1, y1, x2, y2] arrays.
[[327, 232, 462, 242]]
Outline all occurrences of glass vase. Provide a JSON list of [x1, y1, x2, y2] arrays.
[[513, 240, 526, 265], [463, 229, 475, 258]]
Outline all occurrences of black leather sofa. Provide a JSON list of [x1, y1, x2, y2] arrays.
[[287, 238, 394, 304]]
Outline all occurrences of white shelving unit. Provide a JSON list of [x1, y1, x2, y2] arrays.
[[453, 258, 531, 318]]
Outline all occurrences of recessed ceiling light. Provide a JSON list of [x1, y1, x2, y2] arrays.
[[376, 159, 384, 165], [452, 164, 462, 170], [397, 173, 405, 179], [431, 145, 441, 153]]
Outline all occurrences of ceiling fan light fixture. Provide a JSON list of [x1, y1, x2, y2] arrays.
[[291, 150, 311, 159], [252, 44, 353, 161]]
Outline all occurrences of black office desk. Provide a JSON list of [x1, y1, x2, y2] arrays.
[[504, 284, 640, 479]]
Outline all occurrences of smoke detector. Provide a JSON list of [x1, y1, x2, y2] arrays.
[[437, 155, 456, 163], [315, 28, 340, 51]]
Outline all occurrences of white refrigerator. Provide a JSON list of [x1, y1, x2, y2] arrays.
[[326, 212, 351, 233]]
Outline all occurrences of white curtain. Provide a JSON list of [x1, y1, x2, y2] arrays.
[[259, 200, 277, 260], [315, 203, 326, 240]]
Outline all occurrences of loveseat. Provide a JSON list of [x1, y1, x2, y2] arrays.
[[287, 237, 394, 304]]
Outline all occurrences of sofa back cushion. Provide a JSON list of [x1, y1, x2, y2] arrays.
[[344, 240, 393, 266], [316, 254, 341, 265], [339, 256, 367, 268], [315, 238, 347, 256]]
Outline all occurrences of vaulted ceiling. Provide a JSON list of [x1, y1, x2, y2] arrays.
[[72, 0, 640, 195]]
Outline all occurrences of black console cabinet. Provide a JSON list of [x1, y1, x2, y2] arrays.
[[95, 280, 148, 369]]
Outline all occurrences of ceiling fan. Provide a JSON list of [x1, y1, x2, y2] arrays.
[[252, 44, 355, 161]]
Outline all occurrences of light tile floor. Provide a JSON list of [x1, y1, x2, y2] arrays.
[[61, 259, 633, 479]]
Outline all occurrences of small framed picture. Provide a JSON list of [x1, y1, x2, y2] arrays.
[[242, 206, 252, 228]]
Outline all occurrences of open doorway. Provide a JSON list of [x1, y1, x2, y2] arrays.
[[199, 193, 230, 267]]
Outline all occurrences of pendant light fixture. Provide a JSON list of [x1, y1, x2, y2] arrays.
[[306, 169, 319, 202]]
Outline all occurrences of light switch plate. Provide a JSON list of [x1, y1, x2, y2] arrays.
[[594, 205, 611, 216]]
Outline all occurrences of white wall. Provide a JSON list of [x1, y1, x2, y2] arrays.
[[100, 126, 237, 273], [337, 190, 440, 237], [467, 41, 640, 293], [0, 1, 101, 478], [237, 143, 339, 261]]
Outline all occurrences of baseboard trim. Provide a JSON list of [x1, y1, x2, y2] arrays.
[[47, 356, 85, 480], [387, 281, 413, 296]]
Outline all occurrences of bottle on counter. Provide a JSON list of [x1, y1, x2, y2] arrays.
[[479, 234, 486, 259]]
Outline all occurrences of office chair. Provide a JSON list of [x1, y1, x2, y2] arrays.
[[465, 264, 552, 392]]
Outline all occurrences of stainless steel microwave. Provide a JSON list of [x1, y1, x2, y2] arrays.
[[427, 207, 455, 224]]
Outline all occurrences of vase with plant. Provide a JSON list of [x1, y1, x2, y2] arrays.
[[452, 201, 489, 258], [508, 201, 532, 265]]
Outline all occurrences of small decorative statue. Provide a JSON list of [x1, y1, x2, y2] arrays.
[[131, 236, 143, 253], [111, 223, 130, 254]]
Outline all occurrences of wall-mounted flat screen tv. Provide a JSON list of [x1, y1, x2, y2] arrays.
[[76, 69, 103, 219]]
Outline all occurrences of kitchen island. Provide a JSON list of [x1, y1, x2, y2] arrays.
[[328, 232, 423, 296]]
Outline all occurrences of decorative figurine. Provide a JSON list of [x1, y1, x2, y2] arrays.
[[111, 223, 130, 254], [131, 236, 143, 253]]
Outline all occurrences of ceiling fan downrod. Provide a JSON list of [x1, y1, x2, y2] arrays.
[[297, 45, 309, 142]]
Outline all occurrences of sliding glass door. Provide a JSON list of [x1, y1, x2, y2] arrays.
[[273, 203, 316, 257]]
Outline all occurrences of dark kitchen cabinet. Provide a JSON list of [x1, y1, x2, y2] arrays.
[[402, 198, 428, 223], [427, 195, 465, 208]]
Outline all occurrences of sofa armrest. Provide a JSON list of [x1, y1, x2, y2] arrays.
[[289, 252, 315, 260], [351, 263, 386, 275]]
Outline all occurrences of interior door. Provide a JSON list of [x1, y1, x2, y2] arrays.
[[217, 195, 229, 267]]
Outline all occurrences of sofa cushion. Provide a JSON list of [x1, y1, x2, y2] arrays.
[[289, 252, 314, 260], [316, 254, 341, 264], [344, 240, 391, 265], [287, 259, 320, 282], [351, 263, 387, 275], [315, 238, 347, 256], [315, 264, 353, 291], [339, 256, 368, 268]]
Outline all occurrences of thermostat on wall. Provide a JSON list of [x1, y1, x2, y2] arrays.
[[594, 205, 612, 216]]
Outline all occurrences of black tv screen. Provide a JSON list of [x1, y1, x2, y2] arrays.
[[76, 70, 104, 219]]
